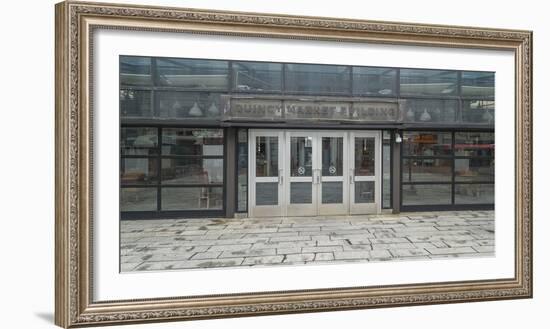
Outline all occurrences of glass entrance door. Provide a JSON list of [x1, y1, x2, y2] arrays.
[[285, 131, 317, 217], [318, 132, 348, 215], [349, 131, 381, 214], [249, 129, 380, 217], [249, 130, 285, 217]]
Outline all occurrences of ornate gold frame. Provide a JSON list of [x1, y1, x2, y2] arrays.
[[54, 1, 533, 327]]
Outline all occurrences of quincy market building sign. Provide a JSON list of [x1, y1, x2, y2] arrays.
[[222, 96, 400, 123]]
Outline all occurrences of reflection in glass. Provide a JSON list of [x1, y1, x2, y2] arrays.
[[121, 188, 157, 211], [290, 182, 312, 204], [157, 92, 221, 119], [402, 132, 452, 156], [285, 63, 350, 94], [322, 182, 343, 204], [455, 184, 494, 204], [161, 187, 223, 210], [120, 90, 152, 118], [233, 62, 282, 92], [237, 129, 248, 212], [156, 58, 228, 90], [355, 181, 375, 203], [455, 132, 494, 157], [256, 136, 278, 177], [290, 137, 313, 177], [162, 128, 223, 156], [462, 99, 495, 124], [322, 137, 343, 176], [461, 71, 495, 97], [402, 184, 452, 205], [121, 158, 158, 185], [353, 67, 396, 96], [354, 138, 375, 176], [400, 69, 458, 96], [256, 182, 278, 205], [161, 158, 223, 185], [382, 131, 391, 208], [121, 127, 158, 156], [455, 158, 494, 182], [120, 56, 151, 86], [402, 99, 458, 123], [402, 159, 452, 182]]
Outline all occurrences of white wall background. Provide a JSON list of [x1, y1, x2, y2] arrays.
[[0, 0, 546, 328]]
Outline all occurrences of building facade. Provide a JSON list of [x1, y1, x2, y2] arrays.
[[119, 56, 494, 219]]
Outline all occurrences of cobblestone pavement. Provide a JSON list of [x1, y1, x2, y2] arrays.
[[120, 211, 494, 272]]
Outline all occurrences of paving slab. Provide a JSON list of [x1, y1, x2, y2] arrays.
[[121, 211, 495, 272]]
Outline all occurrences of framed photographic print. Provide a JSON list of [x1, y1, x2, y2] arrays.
[[54, 1, 532, 327]]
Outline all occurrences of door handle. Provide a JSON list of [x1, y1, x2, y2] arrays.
[[279, 169, 284, 185], [349, 168, 354, 184], [316, 169, 321, 184]]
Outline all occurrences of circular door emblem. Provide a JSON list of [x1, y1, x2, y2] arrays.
[[329, 166, 337, 175], [297, 166, 306, 175]]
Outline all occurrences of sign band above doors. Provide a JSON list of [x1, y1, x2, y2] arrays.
[[221, 95, 400, 123]]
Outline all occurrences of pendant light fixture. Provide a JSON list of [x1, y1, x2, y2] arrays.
[[188, 101, 203, 117], [419, 108, 432, 122]]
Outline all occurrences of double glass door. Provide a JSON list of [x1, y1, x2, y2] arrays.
[[249, 130, 379, 217]]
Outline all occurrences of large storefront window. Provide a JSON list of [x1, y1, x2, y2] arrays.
[[233, 62, 282, 93], [401, 131, 494, 209], [120, 127, 225, 217], [285, 63, 350, 95]]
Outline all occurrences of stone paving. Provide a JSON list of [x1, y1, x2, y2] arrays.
[[120, 210, 495, 272]]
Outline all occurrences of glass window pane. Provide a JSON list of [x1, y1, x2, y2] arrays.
[[461, 71, 495, 97], [462, 99, 495, 124], [285, 63, 350, 95], [121, 158, 158, 185], [402, 159, 452, 182], [290, 137, 313, 177], [156, 58, 228, 90], [120, 56, 151, 86], [402, 99, 458, 123], [455, 184, 494, 204], [161, 187, 223, 210], [355, 181, 375, 203], [256, 136, 279, 177], [402, 184, 452, 205], [400, 69, 458, 96], [455, 158, 494, 182], [162, 128, 223, 156], [157, 92, 221, 119], [233, 62, 282, 92], [290, 182, 313, 204], [161, 158, 223, 184], [322, 182, 343, 204], [121, 127, 158, 156], [256, 182, 278, 205], [382, 131, 391, 208], [454, 132, 494, 157], [237, 129, 248, 212], [321, 137, 343, 176], [402, 131, 452, 156], [353, 67, 396, 96], [120, 90, 152, 118], [354, 137, 375, 176], [121, 188, 157, 211]]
